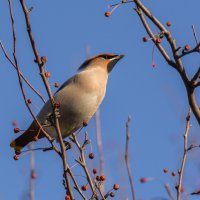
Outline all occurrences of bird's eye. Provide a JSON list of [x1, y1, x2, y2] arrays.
[[101, 55, 109, 59], [100, 55, 116, 60]]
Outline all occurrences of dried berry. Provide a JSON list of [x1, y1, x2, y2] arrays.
[[93, 168, 97, 174], [166, 21, 171, 27], [140, 177, 147, 183], [81, 185, 87, 191], [100, 175, 106, 181], [83, 120, 88, 127], [89, 152, 94, 159], [113, 184, 120, 190], [105, 12, 111, 17], [31, 170, 37, 179], [65, 195, 71, 200], [13, 155, 19, 160], [110, 192, 115, 197], [156, 38, 162, 43], [54, 82, 59, 88], [96, 176, 101, 181], [27, 99, 32, 104], [143, 37, 148, 42], [184, 44, 190, 51], [163, 168, 168, 173], [172, 171, 176, 176], [15, 150, 21, 155], [45, 71, 51, 78], [14, 127, 20, 133]]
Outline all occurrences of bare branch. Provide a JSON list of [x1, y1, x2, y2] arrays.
[[164, 184, 176, 200], [176, 109, 191, 200], [0, 41, 46, 103], [29, 143, 35, 200], [125, 116, 136, 200], [94, 109, 104, 184], [18, 0, 74, 198], [133, 0, 200, 124], [192, 25, 199, 46], [71, 133, 98, 199]]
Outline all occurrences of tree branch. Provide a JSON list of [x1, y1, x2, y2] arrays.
[[19, 0, 74, 198], [125, 116, 136, 200], [176, 109, 191, 200]]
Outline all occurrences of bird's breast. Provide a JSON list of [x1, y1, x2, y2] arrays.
[[53, 68, 108, 137]]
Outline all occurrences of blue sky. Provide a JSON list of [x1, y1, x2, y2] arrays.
[[0, 0, 200, 199]]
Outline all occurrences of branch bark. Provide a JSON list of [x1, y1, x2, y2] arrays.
[[133, 0, 200, 124], [125, 116, 136, 200], [177, 109, 191, 200], [18, 0, 74, 198]]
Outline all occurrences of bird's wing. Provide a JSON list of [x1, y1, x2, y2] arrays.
[[55, 75, 77, 94]]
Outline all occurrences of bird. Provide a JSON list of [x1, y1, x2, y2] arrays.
[[10, 54, 124, 151]]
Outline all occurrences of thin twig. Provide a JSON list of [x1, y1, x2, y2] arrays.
[[134, 1, 200, 124], [125, 116, 136, 200], [71, 133, 98, 199], [7, 0, 60, 156], [192, 25, 199, 46], [164, 184, 176, 200], [0, 41, 46, 103], [29, 143, 35, 200], [94, 110, 104, 186], [19, 1, 74, 198], [177, 109, 191, 200]]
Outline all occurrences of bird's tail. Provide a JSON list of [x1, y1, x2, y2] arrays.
[[10, 123, 42, 151]]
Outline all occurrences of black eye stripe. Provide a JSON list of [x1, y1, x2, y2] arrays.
[[100, 55, 116, 60]]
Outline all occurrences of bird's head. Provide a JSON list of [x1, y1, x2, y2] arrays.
[[78, 54, 124, 73]]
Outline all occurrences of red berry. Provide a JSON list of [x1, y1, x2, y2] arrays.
[[110, 192, 115, 197], [89, 152, 94, 159], [172, 171, 176, 176], [14, 127, 20, 133], [45, 71, 51, 78], [15, 150, 21, 155], [83, 120, 88, 127], [96, 176, 101, 181], [184, 44, 190, 51], [54, 102, 60, 108], [180, 186, 184, 193], [54, 82, 59, 88], [143, 37, 148, 42], [100, 175, 106, 181], [13, 155, 19, 160], [163, 168, 168, 173], [113, 184, 120, 190], [41, 56, 47, 64], [31, 170, 37, 179], [27, 99, 32, 104], [140, 177, 147, 183], [166, 21, 171, 27], [65, 195, 71, 200], [156, 38, 162, 43], [81, 185, 87, 191], [93, 169, 97, 174], [152, 63, 156, 68], [105, 12, 111, 17]]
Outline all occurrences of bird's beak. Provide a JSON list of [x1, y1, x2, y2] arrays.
[[107, 54, 124, 73]]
